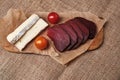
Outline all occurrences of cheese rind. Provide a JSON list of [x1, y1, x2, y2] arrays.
[[7, 14, 39, 44], [15, 19, 48, 51]]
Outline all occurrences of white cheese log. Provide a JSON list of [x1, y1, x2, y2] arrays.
[[7, 14, 39, 44], [15, 19, 48, 51]]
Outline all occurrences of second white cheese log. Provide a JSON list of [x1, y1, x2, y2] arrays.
[[7, 14, 39, 44], [15, 19, 48, 51]]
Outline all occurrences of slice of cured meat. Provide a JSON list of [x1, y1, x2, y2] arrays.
[[47, 26, 70, 52], [75, 17, 97, 39], [73, 18, 89, 43], [66, 20, 83, 49], [59, 24, 78, 50]]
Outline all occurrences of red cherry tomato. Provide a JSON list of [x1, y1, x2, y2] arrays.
[[34, 36, 48, 50], [48, 12, 60, 24]]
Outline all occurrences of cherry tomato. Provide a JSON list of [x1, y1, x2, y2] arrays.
[[48, 12, 60, 24], [34, 36, 48, 50]]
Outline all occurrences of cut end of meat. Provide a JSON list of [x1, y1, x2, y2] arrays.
[[47, 26, 70, 52]]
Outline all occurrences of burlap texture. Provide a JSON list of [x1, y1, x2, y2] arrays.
[[0, 0, 120, 80]]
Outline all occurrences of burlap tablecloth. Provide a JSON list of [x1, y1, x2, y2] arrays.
[[0, 0, 120, 80]]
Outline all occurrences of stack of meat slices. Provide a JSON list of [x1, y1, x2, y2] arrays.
[[47, 17, 97, 52]]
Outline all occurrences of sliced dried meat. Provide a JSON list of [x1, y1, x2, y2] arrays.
[[75, 17, 97, 39], [47, 26, 70, 52], [47, 17, 96, 52], [73, 18, 89, 43], [66, 20, 83, 49], [59, 24, 78, 50]]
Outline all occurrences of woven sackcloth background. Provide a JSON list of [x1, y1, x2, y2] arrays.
[[0, 0, 120, 80]]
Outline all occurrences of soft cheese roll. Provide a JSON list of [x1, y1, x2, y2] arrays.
[[7, 14, 39, 44], [15, 18, 48, 51]]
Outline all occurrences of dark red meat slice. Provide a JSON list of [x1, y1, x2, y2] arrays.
[[74, 17, 97, 39], [73, 18, 89, 43], [59, 24, 78, 50], [47, 26, 70, 52], [66, 20, 83, 49]]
